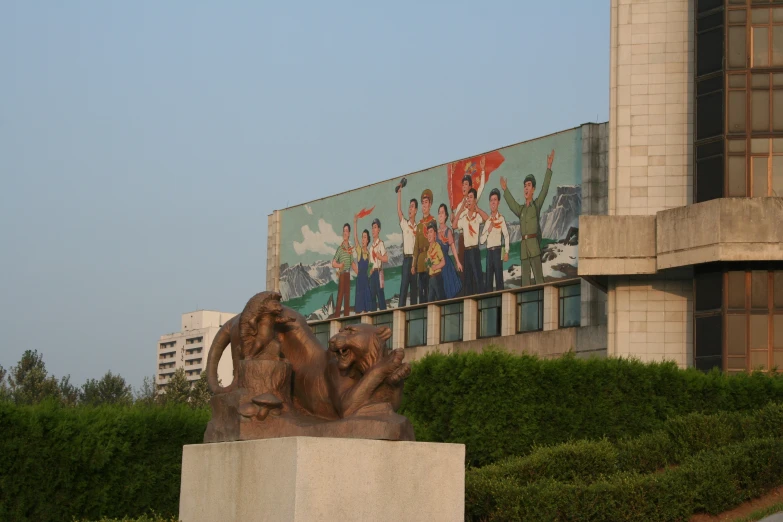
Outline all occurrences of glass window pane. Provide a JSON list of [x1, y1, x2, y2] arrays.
[[727, 357, 746, 370], [729, 75, 747, 88], [774, 315, 783, 349], [753, 156, 769, 196], [774, 26, 783, 65], [479, 308, 500, 338], [728, 91, 747, 133], [773, 156, 783, 196], [752, 74, 770, 88], [518, 289, 543, 303], [774, 7, 783, 21], [728, 271, 747, 309], [728, 156, 747, 196], [728, 315, 748, 356], [441, 313, 462, 342], [752, 9, 770, 23], [696, 315, 723, 358], [751, 138, 770, 153], [774, 139, 783, 152], [752, 271, 769, 308], [728, 139, 747, 153], [729, 10, 747, 23], [561, 284, 581, 298], [752, 90, 770, 131], [729, 26, 748, 68], [774, 350, 783, 370], [774, 74, 783, 86], [750, 314, 769, 349], [519, 301, 542, 333], [754, 27, 770, 66], [751, 350, 768, 370], [775, 272, 783, 308]]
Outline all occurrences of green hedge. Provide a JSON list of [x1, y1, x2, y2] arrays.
[[466, 437, 783, 522], [465, 403, 783, 521], [400, 350, 783, 465], [0, 401, 208, 522]]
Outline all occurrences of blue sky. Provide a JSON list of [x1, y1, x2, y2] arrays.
[[0, 1, 608, 389]]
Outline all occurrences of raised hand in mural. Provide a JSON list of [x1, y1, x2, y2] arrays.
[[547, 149, 555, 170], [499, 176, 507, 191], [480, 156, 486, 172]]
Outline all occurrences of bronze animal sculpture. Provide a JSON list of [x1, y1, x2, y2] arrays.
[[204, 291, 414, 442]]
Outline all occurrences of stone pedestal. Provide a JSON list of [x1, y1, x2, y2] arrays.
[[179, 437, 465, 522]]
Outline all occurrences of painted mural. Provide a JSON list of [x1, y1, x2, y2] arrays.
[[278, 127, 583, 320]]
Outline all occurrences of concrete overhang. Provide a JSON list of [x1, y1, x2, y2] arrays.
[[578, 198, 783, 276]]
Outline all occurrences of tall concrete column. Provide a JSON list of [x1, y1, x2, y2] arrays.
[[543, 286, 559, 332], [463, 299, 477, 342], [501, 292, 516, 336], [392, 310, 406, 350], [426, 304, 440, 346]]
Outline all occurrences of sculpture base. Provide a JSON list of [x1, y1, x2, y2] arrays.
[[204, 391, 414, 443], [179, 437, 465, 522]]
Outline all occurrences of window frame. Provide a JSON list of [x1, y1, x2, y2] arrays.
[[477, 296, 502, 339], [372, 312, 395, 349], [440, 302, 464, 343], [517, 289, 544, 334], [405, 307, 428, 348], [558, 283, 582, 329]]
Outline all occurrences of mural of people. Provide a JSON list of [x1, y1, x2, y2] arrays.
[[436, 203, 462, 299], [450, 159, 486, 289], [369, 218, 388, 311], [480, 188, 510, 292], [500, 149, 555, 287], [351, 217, 372, 314], [456, 188, 489, 296], [425, 221, 446, 302], [412, 189, 435, 304], [330, 223, 354, 318], [396, 180, 418, 307]]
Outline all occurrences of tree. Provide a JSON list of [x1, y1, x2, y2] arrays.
[[58, 375, 80, 407], [189, 371, 212, 409], [134, 374, 159, 406], [161, 368, 192, 405], [80, 371, 133, 406], [0, 365, 9, 402], [7, 350, 61, 405]]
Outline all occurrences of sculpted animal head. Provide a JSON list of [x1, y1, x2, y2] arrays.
[[240, 291, 284, 340], [328, 324, 392, 373]]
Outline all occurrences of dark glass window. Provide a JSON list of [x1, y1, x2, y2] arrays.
[[517, 289, 544, 333], [695, 269, 723, 311], [478, 296, 502, 338], [559, 284, 581, 328], [373, 313, 394, 349], [440, 303, 463, 343], [695, 315, 723, 372], [405, 308, 427, 348], [341, 317, 361, 328], [312, 322, 331, 347]]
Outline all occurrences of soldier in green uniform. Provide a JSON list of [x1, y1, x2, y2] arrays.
[[411, 188, 435, 303], [500, 150, 555, 287]]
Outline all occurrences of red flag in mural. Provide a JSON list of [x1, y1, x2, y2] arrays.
[[446, 151, 505, 211], [355, 205, 376, 219]]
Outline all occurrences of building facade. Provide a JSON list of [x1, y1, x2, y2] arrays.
[[156, 310, 236, 390], [579, 0, 783, 372], [266, 123, 611, 363]]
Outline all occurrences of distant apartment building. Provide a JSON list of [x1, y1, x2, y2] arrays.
[[156, 310, 236, 390]]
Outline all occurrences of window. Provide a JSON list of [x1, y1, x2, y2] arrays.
[[373, 313, 394, 349], [750, 6, 783, 68], [312, 322, 330, 347], [478, 296, 502, 338], [696, 266, 783, 373], [341, 317, 361, 328], [405, 308, 427, 348], [440, 303, 463, 343], [559, 284, 581, 328], [517, 289, 544, 333]]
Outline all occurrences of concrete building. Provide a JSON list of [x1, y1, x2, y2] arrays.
[[579, 0, 783, 372], [156, 310, 236, 390], [257, 0, 780, 373]]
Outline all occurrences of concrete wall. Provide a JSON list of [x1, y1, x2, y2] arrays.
[[403, 324, 607, 363], [609, 0, 694, 217], [266, 211, 281, 293], [579, 215, 657, 275]]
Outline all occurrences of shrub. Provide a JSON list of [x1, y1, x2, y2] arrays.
[[401, 351, 783, 465], [0, 401, 208, 522]]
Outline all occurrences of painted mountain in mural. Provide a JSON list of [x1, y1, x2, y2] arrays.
[[540, 185, 581, 240]]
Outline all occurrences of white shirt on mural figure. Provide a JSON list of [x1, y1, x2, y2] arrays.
[[399, 218, 416, 255], [457, 211, 484, 248], [370, 238, 386, 268], [480, 212, 510, 250]]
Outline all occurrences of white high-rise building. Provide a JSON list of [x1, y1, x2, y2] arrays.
[[156, 310, 236, 390]]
